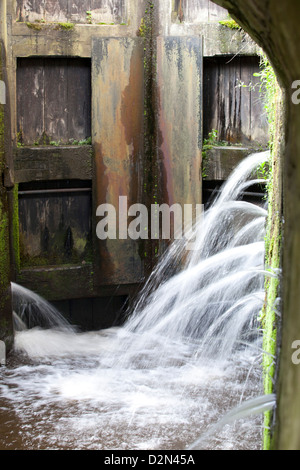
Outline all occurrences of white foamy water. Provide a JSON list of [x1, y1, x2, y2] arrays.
[[0, 152, 274, 450], [1, 328, 263, 450]]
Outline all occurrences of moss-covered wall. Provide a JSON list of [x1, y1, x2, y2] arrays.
[[261, 84, 284, 450], [211, 0, 300, 451], [0, 39, 13, 347]]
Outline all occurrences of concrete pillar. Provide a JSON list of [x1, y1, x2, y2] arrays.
[[92, 37, 145, 286], [156, 36, 203, 211]]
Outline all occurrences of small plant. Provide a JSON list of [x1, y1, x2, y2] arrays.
[[204, 129, 218, 146], [68, 137, 92, 146], [26, 22, 43, 31], [202, 130, 218, 179], [254, 159, 271, 197], [17, 129, 24, 147], [253, 54, 277, 151], [256, 160, 270, 180], [86, 11, 92, 24], [137, 17, 146, 37], [219, 15, 241, 31], [57, 22, 75, 31], [79, 137, 92, 145]]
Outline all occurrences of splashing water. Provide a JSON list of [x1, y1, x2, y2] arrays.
[[0, 151, 275, 450], [11, 283, 74, 332]]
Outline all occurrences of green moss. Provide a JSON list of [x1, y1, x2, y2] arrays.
[[0, 55, 10, 302], [28, 136, 92, 147], [256, 61, 282, 449], [137, 17, 147, 37], [261, 161, 281, 449], [86, 11, 92, 24], [139, 1, 158, 266], [219, 16, 241, 30], [56, 22, 75, 30], [0, 112, 3, 173], [26, 22, 43, 31], [0, 46, 13, 344], [12, 184, 20, 273], [0, 198, 10, 305]]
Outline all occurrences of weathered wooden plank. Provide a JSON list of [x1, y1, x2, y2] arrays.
[[233, 58, 242, 141], [91, 0, 125, 23], [186, 0, 209, 22], [174, 0, 210, 23], [14, 146, 93, 183], [17, 58, 91, 144], [17, 265, 95, 301], [205, 146, 255, 180], [44, 58, 68, 142], [222, 58, 231, 141], [157, 36, 202, 207], [249, 57, 269, 144], [19, 190, 91, 263], [227, 57, 242, 142], [203, 56, 268, 146], [44, 0, 69, 22], [17, 58, 45, 145], [66, 59, 92, 141], [16, 0, 45, 22], [16, 0, 126, 24], [70, 0, 91, 23], [240, 58, 252, 143], [203, 58, 219, 139]]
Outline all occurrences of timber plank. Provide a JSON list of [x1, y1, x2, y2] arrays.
[[17, 58, 45, 145], [17, 58, 91, 144]]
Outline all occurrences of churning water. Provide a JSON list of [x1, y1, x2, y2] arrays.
[[0, 151, 276, 450]]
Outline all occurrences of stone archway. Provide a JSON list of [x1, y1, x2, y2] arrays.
[[212, 0, 300, 450]]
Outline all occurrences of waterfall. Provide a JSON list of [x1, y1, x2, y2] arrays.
[[3, 151, 275, 450], [11, 282, 74, 332], [118, 151, 269, 367]]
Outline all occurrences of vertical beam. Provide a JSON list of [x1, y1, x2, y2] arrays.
[[0, 0, 13, 349], [156, 36, 202, 210], [92, 37, 145, 286]]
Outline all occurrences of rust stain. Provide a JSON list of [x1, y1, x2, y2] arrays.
[[178, 0, 184, 22], [121, 40, 144, 206], [93, 39, 144, 284], [156, 38, 175, 208], [93, 141, 115, 283]]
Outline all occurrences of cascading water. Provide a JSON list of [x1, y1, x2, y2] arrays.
[[0, 151, 276, 450], [11, 283, 74, 333]]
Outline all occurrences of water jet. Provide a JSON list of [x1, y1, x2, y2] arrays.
[[0, 151, 272, 450]]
